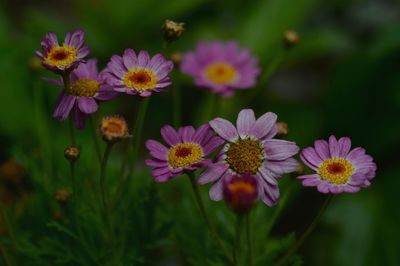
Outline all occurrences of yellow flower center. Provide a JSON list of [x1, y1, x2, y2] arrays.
[[226, 139, 264, 174], [123, 68, 158, 92], [318, 158, 354, 185], [205, 62, 238, 85], [100, 116, 129, 142], [167, 143, 203, 169], [43, 45, 78, 68], [67, 78, 100, 97]]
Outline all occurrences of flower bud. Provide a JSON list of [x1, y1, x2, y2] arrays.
[[99, 115, 129, 143], [276, 121, 288, 136], [64, 145, 80, 162], [223, 174, 259, 213], [162, 20, 185, 42], [55, 189, 71, 206], [283, 30, 300, 48]]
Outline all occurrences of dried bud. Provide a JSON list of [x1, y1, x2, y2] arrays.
[[99, 115, 129, 143], [52, 211, 63, 221], [0, 159, 26, 185], [223, 174, 258, 213], [64, 146, 80, 162], [276, 121, 289, 136], [162, 20, 185, 42], [169, 52, 183, 66], [55, 189, 71, 205], [283, 30, 300, 48]]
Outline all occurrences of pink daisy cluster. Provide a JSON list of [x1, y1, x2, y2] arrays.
[[36, 30, 173, 129]]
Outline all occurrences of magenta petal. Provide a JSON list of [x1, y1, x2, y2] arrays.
[[155, 173, 172, 183], [192, 124, 210, 143], [137, 50, 150, 67], [314, 140, 330, 160], [53, 93, 76, 121], [236, 109, 256, 138], [250, 112, 277, 139], [198, 162, 228, 184], [161, 125, 180, 146], [267, 158, 299, 174], [302, 178, 321, 187], [264, 139, 299, 161], [300, 147, 323, 170], [338, 137, 351, 157], [209, 178, 224, 201], [122, 48, 137, 69], [145, 139, 169, 155], [78, 97, 98, 114], [202, 137, 224, 156], [209, 118, 238, 141], [328, 135, 340, 157], [178, 126, 195, 142]]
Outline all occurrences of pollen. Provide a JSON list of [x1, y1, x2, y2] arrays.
[[123, 68, 158, 92], [68, 78, 100, 97], [318, 158, 354, 185], [225, 138, 264, 174], [205, 62, 238, 85], [99, 116, 129, 142], [43, 45, 78, 68], [167, 143, 203, 169]]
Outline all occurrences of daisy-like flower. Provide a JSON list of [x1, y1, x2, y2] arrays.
[[52, 59, 118, 128], [223, 174, 259, 213], [180, 41, 260, 96], [199, 109, 299, 207], [297, 136, 377, 193], [145, 124, 224, 182], [103, 48, 173, 97], [35, 29, 90, 74]]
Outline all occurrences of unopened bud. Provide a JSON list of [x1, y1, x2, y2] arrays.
[[283, 30, 300, 48], [276, 121, 289, 136], [55, 189, 71, 205], [64, 145, 80, 162], [99, 115, 129, 143], [223, 174, 258, 213], [162, 20, 185, 42]]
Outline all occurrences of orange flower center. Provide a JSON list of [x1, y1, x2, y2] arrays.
[[318, 158, 354, 185], [68, 78, 100, 97], [123, 68, 158, 92], [100, 116, 129, 141], [44, 45, 78, 68], [205, 62, 238, 85], [168, 143, 203, 169]]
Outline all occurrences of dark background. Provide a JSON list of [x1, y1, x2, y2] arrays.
[[1, 0, 400, 265]]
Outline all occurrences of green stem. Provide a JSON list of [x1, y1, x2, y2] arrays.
[[187, 173, 233, 263], [0, 246, 12, 266], [99, 142, 115, 244], [89, 116, 102, 164], [277, 195, 334, 265], [0, 206, 17, 262], [245, 212, 253, 266], [100, 143, 113, 210], [233, 213, 244, 266], [70, 161, 77, 195], [172, 77, 181, 127]]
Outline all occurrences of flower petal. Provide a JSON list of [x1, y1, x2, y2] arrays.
[[209, 118, 238, 141], [198, 162, 228, 184], [264, 139, 299, 161], [161, 125, 180, 146], [250, 112, 277, 139], [236, 109, 256, 138], [78, 97, 98, 114]]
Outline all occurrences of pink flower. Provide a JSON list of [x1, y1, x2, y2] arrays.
[[181, 41, 260, 96], [297, 136, 377, 194]]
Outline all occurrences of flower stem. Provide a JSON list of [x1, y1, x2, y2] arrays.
[[245, 212, 253, 266], [0, 205, 17, 265], [172, 76, 181, 127], [277, 194, 334, 265], [129, 98, 150, 176], [187, 173, 233, 263], [89, 116, 102, 164], [233, 213, 244, 266]]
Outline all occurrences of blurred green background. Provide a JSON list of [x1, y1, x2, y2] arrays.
[[1, 0, 400, 265]]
